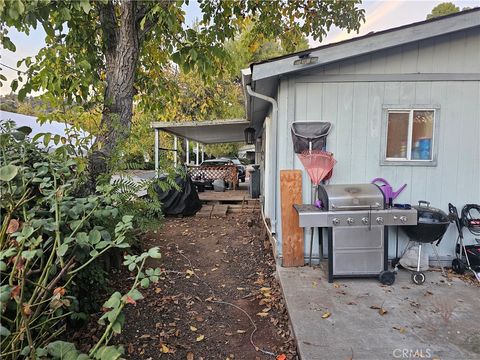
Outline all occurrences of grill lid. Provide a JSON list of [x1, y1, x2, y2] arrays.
[[414, 201, 450, 224], [318, 184, 385, 211]]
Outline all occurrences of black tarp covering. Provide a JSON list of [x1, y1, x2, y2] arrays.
[[154, 175, 202, 216]]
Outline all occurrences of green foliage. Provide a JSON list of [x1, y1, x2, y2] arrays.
[[0, 121, 164, 359], [1, 0, 364, 175], [205, 143, 241, 158], [224, 19, 309, 79], [109, 174, 180, 232], [426, 2, 460, 19], [0, 94, 53, 116]]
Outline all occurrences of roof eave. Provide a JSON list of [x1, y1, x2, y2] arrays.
[[251, 9, 480, 82]]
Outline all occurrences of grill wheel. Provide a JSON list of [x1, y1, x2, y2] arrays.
[[452, 258, 466, 274], [379, 270, 396, 285], [411, 271, 426, 285]]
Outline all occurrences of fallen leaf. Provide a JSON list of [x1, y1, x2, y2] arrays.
[[379, 308, 388, 316], [7, 219, 20, 234], [312, 281, 317, 288], [187, 352, 194, 360], [236, 287, 245, 291], [196, 334, 205, 342], [256, 312, 269, 317], [370, 305, 381, 310], [259, 298, 271, 305], [347, 301, 357, 305], [10, 285, 20, 300], [236, 329, 246, 334], [190, 325, 197, 332], [23, 303, 32, 316], [333, 283, 340, 288], [53, 287, 66, 297], [155, 287, 162, 294], [160, 344, 170, 353], [393, 326, 406, 334], [225, 332, 233, 336], [277, 355, 287, 360], [186, 269, 194, 278], [124, 296, 136, 305], [321, 311, 331, 319], [211, 268, 218, 272]]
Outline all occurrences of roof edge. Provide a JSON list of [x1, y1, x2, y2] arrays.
[[251, 7, 480, 81]]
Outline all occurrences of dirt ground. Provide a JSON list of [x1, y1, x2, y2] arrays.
[[73, 212, 297, 359]]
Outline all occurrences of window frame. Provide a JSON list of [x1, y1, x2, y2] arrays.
[[380, 105, 440, 166]]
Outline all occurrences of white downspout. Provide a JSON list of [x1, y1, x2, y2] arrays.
[[195, 142, 199, 165], [246, 85, 278, 234]]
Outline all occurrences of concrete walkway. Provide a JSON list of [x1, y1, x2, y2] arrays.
[[277, 265, 480, 360]]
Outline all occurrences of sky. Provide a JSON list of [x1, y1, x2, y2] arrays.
[[1, 0, 479, 95]]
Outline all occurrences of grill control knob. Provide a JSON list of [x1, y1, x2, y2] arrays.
[[376, 216, 384, 225], [332, 218, 340, 226], [400, 216, 408, 224], [361, 217, 369, 225], [347, 217, 355, 225]]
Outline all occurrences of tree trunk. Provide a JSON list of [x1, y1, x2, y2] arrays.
[[88, 1, 140, 188]]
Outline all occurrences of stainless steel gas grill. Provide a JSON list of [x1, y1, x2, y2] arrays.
[[294, 183, 417, 284]]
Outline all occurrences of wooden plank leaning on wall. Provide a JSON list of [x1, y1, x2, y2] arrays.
[[280, 170, 304, 267]]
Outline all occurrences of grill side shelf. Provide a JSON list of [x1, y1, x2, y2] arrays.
[[293, 204, 329, 227]]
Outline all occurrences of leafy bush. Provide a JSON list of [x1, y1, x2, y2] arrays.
[[0, 121, 164, 359]]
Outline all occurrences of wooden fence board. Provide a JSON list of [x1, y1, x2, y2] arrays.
[[280, 170, 304, 267]]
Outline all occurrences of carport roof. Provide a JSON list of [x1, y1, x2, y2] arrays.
[[151, 119, 248, 144]]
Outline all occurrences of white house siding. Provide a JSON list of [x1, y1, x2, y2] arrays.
[[274, 28, 480, 261]]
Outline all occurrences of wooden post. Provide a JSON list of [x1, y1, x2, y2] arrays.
[[201, 144, 205, 163], [154, 128, 159, 178], [280, 170, 304, 267]]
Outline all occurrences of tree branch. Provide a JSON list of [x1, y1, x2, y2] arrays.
[[135, 2, 154, 24], [98, 1, 118, 58], [139, 16, 160, 41]]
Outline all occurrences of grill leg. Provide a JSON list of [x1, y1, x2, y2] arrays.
[[430, 243, 446, 277], [417, 244, 422, 272], [318, 227, 323, 264], [309, 228, 314, 266]]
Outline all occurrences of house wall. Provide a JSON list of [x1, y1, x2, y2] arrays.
[[274, 28, 480, 261]]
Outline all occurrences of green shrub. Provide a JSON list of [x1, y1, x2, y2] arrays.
[[0, 121, 164, 359]]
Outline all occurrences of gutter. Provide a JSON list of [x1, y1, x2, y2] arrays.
[[246, 85, 278, 234]]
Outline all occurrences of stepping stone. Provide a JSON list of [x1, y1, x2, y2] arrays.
[[211, 205, 228, 217], [196, 205, 213, 218]]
